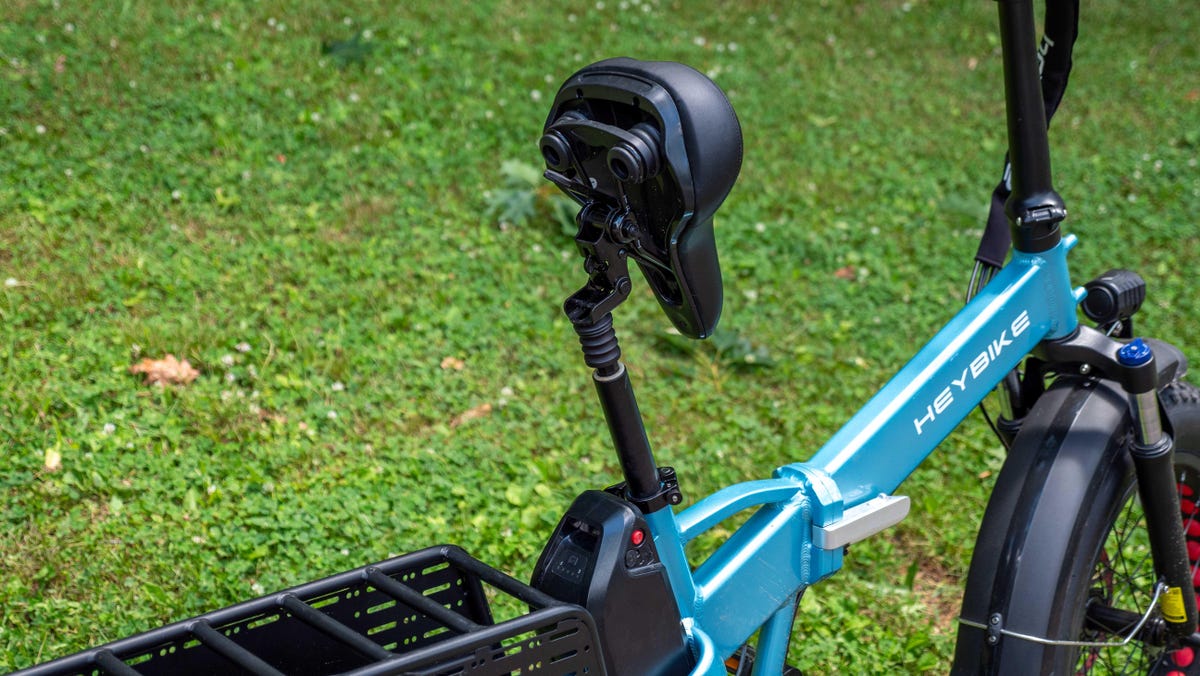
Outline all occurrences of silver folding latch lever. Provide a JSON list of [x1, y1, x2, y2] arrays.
[[813, 494, 911, 550]]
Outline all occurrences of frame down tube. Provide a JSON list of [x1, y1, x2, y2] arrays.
[[665, 237, 1083, 671]]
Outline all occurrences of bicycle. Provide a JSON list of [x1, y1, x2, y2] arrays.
[[11, 1, 1199, 674]]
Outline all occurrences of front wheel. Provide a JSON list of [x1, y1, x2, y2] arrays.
[[954, 379, 1200, 674]]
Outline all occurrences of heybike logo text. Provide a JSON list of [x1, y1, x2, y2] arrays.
[[913, 310, 1031, 436]]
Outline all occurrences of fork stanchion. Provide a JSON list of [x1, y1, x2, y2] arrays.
[[1119, 339, 1199, 640]]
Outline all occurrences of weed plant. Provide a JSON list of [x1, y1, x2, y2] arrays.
[[1, 1, 1197, 673]]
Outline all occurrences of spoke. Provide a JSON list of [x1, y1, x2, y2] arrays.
[[1077, 498, 1162, 672], [1073, 462, 1200, 673], [1113, 505, 1142, 597]]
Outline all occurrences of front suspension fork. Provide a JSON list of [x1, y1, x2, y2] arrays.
[[1122, 343, 1196, 639], [1037, 330, 1198, 639]]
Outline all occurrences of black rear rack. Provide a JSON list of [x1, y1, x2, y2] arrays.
[[12, 546, 605, 676]]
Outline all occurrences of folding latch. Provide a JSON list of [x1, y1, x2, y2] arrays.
[[812, 494, 911, 550]]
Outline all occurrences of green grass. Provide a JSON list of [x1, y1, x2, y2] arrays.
[[1, 1, 1197, 673]]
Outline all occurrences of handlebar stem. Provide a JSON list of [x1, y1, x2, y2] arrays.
[[997, 0, 1067, 253]]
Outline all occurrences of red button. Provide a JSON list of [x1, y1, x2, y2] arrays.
[[1174, 646, 1195, 667], [631, 529, 645, 546]]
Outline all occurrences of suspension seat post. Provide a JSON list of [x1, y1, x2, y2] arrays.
[[575, 314, 664, 506]]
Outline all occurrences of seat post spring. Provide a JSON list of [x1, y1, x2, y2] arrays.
[[573, 313, 668, 508]]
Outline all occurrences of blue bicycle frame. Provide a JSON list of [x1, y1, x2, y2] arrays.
[[648, 239, 1084, 674], [641, 2, 1087, 671]]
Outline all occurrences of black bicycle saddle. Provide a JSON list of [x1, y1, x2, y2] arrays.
[[541, 58, 742, 339]]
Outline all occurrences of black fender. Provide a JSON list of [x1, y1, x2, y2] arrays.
[[952, 339, 1187, 673]]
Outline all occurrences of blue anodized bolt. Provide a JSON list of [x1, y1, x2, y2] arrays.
[[1117, 337, 1153, 366]]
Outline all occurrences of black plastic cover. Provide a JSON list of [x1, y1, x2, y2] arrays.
[[542, 58, 742, 338], [532, 490, 691, 676], [1082, 268, 1147, 325]]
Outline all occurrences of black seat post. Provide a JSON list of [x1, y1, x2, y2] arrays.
[[574, 314, 664, 504], [559, 202, 665, 506]]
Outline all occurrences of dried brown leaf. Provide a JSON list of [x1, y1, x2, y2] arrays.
[[834, 266, 857, 281], [450, 402, 492, 428], [130, 354, 200, 385]]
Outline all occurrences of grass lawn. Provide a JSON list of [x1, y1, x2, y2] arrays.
[[2, 1, 1197, 673]]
